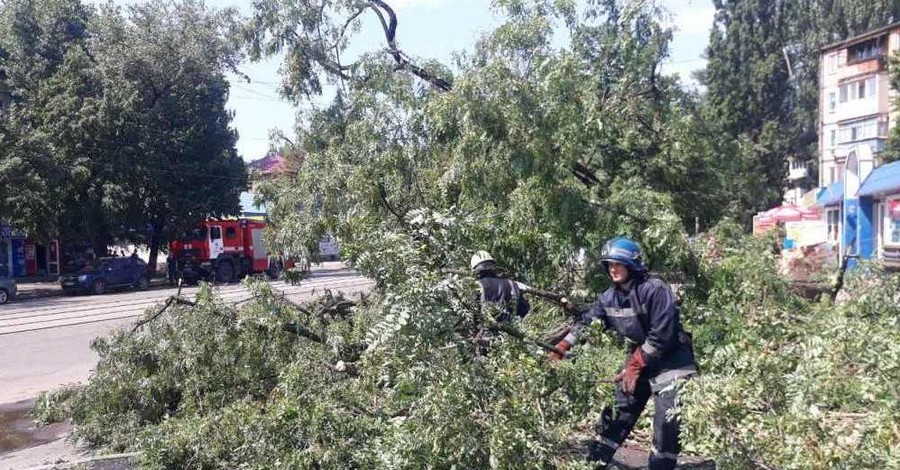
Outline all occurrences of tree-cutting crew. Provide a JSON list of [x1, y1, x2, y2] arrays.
[[550, 237, 697, 470]]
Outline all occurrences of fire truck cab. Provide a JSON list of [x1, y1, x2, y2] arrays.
[[169, 218, 286, 283]]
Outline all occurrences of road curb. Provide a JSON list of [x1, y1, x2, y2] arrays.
[[18, 452, 139, 470]]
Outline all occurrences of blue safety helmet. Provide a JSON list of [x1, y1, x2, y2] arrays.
[[600, 237, 646, 274]]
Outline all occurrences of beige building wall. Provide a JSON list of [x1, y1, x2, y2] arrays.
[[819, 25, 900, 188]]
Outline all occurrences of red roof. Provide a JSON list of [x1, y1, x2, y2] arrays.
[[248, 154, 287, 175]]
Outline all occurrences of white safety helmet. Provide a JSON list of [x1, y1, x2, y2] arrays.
[[470, 250, 495, 270]]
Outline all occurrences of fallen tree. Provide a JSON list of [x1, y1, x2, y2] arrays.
[[30, 1, 900, 468]]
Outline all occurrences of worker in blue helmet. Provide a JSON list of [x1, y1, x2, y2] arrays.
[[551, 237, 697, 470]]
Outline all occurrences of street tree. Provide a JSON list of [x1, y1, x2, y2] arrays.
[[0, 0, 247, 270], [89, 0, 248, 272], [0, 0, 100, 245]]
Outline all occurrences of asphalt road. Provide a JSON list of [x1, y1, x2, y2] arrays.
[[0, 262, 372, 404]]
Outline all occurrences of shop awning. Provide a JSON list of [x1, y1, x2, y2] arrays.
[[858, 160, 900, 197], [815, 181, 844, 207]]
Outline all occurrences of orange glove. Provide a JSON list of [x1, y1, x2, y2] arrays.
[[549, 340, 572, 361], [614, 348, 646, 394]]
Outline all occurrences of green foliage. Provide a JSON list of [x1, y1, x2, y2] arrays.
[[29, 1, 900, 469], [39, 227, 900, 468], [679, 232, 900, 469], [39, 269, 628, 469], [0, 0, 246, 263], [703, 0, 900, 198]]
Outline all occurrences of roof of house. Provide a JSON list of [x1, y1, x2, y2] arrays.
[[248, 153, 288, 175], [816, 180, 844, 207], [822, 21, 900, 52], [858, 160, 900, 197]]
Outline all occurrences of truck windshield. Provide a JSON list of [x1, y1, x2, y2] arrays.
[[182, 227, 207, 242]]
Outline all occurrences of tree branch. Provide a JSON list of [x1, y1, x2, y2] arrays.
[[377, 181, 407, 222], [830, 254, 857, 304], [282, 321, 325, 343], [490, 322, 570, 357], [571, 161, 601, 187], [368, 0, 453, 91]]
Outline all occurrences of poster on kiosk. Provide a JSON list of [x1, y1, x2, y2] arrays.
[[841, 146, 874, 268]]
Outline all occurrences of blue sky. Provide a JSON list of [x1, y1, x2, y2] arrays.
[[138, 0, 716, 162]]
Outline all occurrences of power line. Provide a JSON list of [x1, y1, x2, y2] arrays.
[[231, 83, 284, 101]]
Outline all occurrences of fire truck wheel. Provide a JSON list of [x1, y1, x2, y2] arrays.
[[217, 261, 234, 284]]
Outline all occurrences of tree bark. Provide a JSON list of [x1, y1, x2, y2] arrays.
[[147, 222, 164, 275]]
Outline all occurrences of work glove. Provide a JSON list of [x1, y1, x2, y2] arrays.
[[549, 339, 572, 361], [614, 348, 646, 394]]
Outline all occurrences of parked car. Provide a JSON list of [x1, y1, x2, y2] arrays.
[[0, 276, 16, 304], [59, 257, 149, 295]]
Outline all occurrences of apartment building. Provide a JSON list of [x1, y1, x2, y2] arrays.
[[818, 23, 900, 266]]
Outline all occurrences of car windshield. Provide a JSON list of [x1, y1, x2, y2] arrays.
[[181, 227, 207, 242], [84, 259, 111, 272]]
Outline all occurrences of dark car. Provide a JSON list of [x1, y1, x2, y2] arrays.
[[0, 276, 16, 304], [60, 257, 149, 295]]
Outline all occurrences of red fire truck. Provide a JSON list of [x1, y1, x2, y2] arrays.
[[169, 218, 289, 283]]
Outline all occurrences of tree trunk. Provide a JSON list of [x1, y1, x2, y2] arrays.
[[91, 233, 111, 260], [147, 222, 164, 276]]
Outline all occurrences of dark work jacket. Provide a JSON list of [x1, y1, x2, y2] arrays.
[[476, 275, 530, 322], [567, 275, 696, 392]]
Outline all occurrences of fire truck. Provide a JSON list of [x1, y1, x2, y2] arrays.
[[169, 218, 289, 283]]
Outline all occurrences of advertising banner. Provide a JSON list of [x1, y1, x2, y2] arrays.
[[887, 199, 900, 247], [784, 220, 827, 248]]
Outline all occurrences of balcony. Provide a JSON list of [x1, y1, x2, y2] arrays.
[[788, 166, 808, 181]]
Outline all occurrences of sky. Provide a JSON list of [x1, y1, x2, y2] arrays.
[[195, 0, 715, 162]]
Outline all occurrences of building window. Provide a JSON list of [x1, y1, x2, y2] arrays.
[[886, 198, 900, 247], [827, 53, 838, 73], [828, 92, 836, 111], [830, 130, 836, 147], [838, 76, 876, 103], [876, 201, 885, 255], [847, 38, 884, 63], [828, 161, 845, 184], [826, 208, 841, 244], [838, 117, 885, 144]]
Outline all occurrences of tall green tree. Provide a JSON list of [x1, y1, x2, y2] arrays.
[[89, 0, 247, 272], [703, 0, 900, 210], [0, 0, 246, 271], [702, 0, 796, 222], [0, 0, 96, 244]]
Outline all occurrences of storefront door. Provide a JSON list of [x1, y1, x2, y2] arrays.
[[48, 240, 60, 275]]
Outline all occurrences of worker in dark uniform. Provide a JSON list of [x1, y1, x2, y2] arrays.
[[470, 250, 529, 322], [469, 250, 530, 355], [550, 237, 697, 470]]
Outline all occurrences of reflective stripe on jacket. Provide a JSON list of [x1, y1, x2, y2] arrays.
[[569, 275, 696, 391]]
